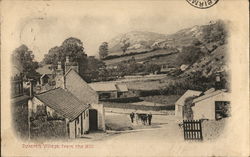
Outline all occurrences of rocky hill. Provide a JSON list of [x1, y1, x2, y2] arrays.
[[108, 31, 167, 55], [107, 20, 226, 57], [107, 26, 204, 56]]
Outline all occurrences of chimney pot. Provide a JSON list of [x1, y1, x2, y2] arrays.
[[58, 61, 62, 70], [66, 56, 70, 63]]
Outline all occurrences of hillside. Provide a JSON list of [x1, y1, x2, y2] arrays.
[[104, 20, 228, 70], [107, 25, 205, 57], [108, 31, 167, 55], [101, 20, 229, 93]]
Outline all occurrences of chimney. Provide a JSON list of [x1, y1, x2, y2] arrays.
[[65, 56, 79, 74], [66, 56, 70, 63], [58, 61, 62, 70], [215, 73, 222, 90], [65, 56, 70, 73]]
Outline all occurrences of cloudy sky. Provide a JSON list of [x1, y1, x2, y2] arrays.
[[2, 1, 223, 61]]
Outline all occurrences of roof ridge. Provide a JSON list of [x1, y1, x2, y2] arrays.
[[35, 87, 61, 95], [64, 68, 74, 77], [193, 90, 226, 103]]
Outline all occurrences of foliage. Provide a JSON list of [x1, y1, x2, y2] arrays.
[[12, 45, 40, 80], [176, 46, 204, 65], [144, 63, 161, 74], [99, 42, 109, 59], [43, 37, 88, 78], [84, 56, 107, 82], [183, 96, 196, 120], [121, 38, 130, 54], [202, 20, 227, 44], [114, 59, 160, 77]]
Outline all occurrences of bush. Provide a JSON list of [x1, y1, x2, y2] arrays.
[[176, 46, 204, 65]]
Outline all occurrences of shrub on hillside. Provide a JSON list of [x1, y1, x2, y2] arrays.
[[176, 46, 204, 66]]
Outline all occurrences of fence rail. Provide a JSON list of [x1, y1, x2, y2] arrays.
[[183, 120, 203, 141]]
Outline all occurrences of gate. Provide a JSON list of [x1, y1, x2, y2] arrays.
[[183, 120, 203, 141]]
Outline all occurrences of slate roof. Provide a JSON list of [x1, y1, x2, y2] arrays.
[[64, 69, 99, 104], [175, 90, 202, 106], [193, 90, 228, 103], [116, 84, 128, 92], [35, 88, 89, 121], [89, 82, 117, 92]]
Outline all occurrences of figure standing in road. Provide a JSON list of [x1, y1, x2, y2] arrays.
[[130, 112, 135, 123], [148, 113, 152, 125]]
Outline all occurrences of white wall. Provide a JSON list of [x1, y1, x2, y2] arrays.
[[69, 121, 75, 139], [90, 104, 105, 131], [192, 98, 216, 120], [82, 110, 89, 133], [175, 104, 183, 118], [192, 92, 230, 120]]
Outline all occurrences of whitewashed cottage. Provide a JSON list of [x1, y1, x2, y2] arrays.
[[30, 56, 105, 138]]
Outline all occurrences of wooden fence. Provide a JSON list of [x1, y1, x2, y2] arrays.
[[183, 120, 203, 141]]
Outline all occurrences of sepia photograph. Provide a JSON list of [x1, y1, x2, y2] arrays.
[[1, 0, 249, 156]]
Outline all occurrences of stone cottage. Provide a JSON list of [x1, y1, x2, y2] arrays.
[[32, 88, 90, 138], [30, 57, 105, 138]]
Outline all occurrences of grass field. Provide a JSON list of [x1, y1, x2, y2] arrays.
[[140, 95, 181, 106], [104, 49, 175, 65]]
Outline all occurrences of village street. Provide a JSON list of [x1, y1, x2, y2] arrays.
[[104, 122, 183, 142], [76, 111, 184, 142]]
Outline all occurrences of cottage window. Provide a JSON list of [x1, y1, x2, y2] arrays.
[[215, 101, 230, 120]]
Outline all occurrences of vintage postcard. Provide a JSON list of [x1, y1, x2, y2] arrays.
[[1, 0, 249, 156]]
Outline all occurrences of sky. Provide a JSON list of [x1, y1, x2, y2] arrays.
[[3, 1, 221, 62]]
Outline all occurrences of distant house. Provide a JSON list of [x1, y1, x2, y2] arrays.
[[89, 83, 118, 100], [40, 74, 50, 85], [192, 90, 230, 120], [116, 84, 129, 98], [106, 65, 118, 70], [159, 65, 176, 74], [175, 90, 202, 119], [36, 64, 54, 85], [180, 64, 189, 71], [89, 82, 137, 101]]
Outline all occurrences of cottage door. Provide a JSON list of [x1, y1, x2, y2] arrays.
[[89, 109, 98, 131]]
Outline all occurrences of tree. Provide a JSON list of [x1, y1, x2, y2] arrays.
[[121, 38, 130, 54], [176, 46, 203, 65], [202, 20, 227, 44], [183, 96, 196, 120], [86, 56, 106, 81], [99, 42, 109, 59], [145, 63, 161, 74], [12, 44, 39, 79], [42, 37, 87, 78], [43, 46, 61, 65]]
